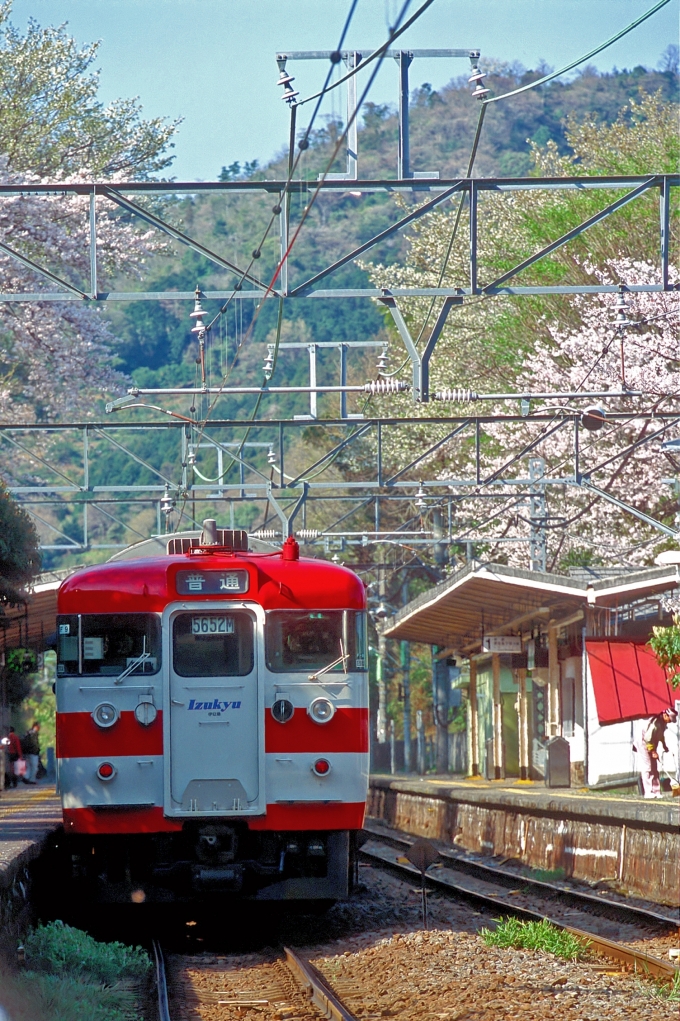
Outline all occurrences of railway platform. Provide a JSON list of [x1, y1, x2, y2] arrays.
[[367, 774, 680, 908], [0, 784, 62, 929]]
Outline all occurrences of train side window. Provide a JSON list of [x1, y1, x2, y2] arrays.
[[172, 612, 254, 677], [56, 614, 161, 676], [265, 611, 364, 673]]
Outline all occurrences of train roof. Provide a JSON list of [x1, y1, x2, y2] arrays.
[[58, 535, 365, 614]]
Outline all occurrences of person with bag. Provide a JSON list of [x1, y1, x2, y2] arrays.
[[5, 728, 23, 789], [636, 708, 678, 798], [21, 723, 40, 785]]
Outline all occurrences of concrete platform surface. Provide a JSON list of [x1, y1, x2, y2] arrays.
[[370, 774, 680, 829], [0, 784, 62, 887]]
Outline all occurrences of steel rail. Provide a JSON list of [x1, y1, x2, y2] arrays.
[[152, 940, 171, 1021], [284, 946, 358, 1021], [360, 840, 679, 981], [363, 820, 679, 928]]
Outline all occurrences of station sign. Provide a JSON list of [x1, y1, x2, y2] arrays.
[[482, 634, 522, 653]]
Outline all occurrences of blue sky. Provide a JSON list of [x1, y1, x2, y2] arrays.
[[10, 0, 679, 180]]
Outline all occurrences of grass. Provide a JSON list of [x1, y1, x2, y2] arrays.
[[24, 920, 151, 985], [637, 971, 680, 1002], [480, 917, 588, 961], [0, 921, 152, 1021], [530, 867, 566, 883]]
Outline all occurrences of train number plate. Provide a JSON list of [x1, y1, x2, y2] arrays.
[[191, 616, 234, 635]]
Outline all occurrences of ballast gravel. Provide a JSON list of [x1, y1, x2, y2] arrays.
[[167, 864, 677, 1021], [313, 928, 677, 1021]]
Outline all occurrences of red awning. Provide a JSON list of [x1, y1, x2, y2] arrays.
[[586, 639, 678, 724]]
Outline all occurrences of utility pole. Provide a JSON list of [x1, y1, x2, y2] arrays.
[[401, 640, 411, 772], [433, 646, 449, 773], [529, 457, 547, 573], [432, 507, 448, 576], [376, 558, 387, 745]]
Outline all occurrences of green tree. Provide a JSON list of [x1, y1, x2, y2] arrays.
[[0, 480, 40, 602], [0, 2, 178, 176]]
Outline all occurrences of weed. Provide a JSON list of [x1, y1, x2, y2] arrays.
[[480, 917, 587, 961], [636, 970, 680, 1002], [24, 920, 151, 985], [530, 867, 566, 883]]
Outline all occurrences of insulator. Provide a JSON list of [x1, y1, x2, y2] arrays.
[[252, 529, 278, 540], [263, 343, 275, 380], [471, 83, 490, 100], [468, 65, 486, 84], [376, 346, 389, 373], [297, 529, 320, 540], [363, 379, 409, 395], [433, 388, 478, 402], [277, 71, 296, 87], [267, 446, 276, 465], [615, 288, 632, 329]]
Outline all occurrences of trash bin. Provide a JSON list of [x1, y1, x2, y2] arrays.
[[546, 736, 570, 787]]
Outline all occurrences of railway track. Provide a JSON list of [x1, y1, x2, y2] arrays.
[[153, 940, 358, 1021], [360, 820, 680, 981]]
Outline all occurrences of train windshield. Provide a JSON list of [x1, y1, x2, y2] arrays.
[[56, 614, 161, 676], [172, 612, 254, 677], [265, 610, 367, 673]]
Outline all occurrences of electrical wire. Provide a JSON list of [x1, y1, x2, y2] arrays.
[[296, 0, 436, 106], [483, 0, 673, 105]]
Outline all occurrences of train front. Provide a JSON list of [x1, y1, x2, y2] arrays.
[[54, 528, 369, 904]]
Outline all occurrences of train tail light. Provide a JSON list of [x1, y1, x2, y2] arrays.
[[312, 758, 331, 776], [96, 762, 116, 781]]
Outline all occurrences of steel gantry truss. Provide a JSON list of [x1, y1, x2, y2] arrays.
[[0, 173, 674, 304], [0, 170, 677, 561], [4, 409, 680, 555]]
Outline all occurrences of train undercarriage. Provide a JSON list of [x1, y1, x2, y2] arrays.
[[59, 825, 357, 904]]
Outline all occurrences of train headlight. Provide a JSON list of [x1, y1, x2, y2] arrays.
[[312, 757, 331, 776], [308, 697, 335, 724], [134, 700, 157, 727], [92, 703, 118, 729], [96, 761, 117, 781], [271, 698, 294, 723]]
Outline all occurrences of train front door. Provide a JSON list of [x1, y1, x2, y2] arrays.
[[166, 606, 262, 815]]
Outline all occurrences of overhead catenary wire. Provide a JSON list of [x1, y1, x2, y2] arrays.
[[483, 0, 673, 106], [175, 1, 425, 524], [189, 0, 422, 442]]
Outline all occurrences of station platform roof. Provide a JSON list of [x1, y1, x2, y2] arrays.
[[0, 569, 77, 652], [383, 560, 680, 652]]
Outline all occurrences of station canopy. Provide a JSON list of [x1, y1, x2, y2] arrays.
[[383, 560, 680, 654]]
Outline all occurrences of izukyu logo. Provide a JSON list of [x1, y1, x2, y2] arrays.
[[187, 698, 242, 716]]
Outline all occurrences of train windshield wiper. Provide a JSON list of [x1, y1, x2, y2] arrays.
[[114, 638, 150, 685], [308, 640, 349, 682]]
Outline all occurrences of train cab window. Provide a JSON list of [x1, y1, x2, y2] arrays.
[[265, 610, 366, 673], [172, 612, 254, 677], [56, 614, 161, 676]]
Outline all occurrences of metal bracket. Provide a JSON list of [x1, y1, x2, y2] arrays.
[[266, 482, 308, 538], [379, 295, 462, 401]]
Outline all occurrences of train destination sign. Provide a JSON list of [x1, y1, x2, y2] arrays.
[[176, 570, 249, 595]]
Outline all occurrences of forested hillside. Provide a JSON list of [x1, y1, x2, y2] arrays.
[[110, 60, 678, 391]]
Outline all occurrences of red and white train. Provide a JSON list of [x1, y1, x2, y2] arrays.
[[54, 524, 369, 904]]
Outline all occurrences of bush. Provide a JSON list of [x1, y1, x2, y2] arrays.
[[24, 921, 151, 986], [480, 917, 587, 961]]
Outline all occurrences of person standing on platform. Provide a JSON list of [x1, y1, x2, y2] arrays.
[[21, 722, 40, 785], [5, 728, 23, 788], [636, 709, 678, 798]]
